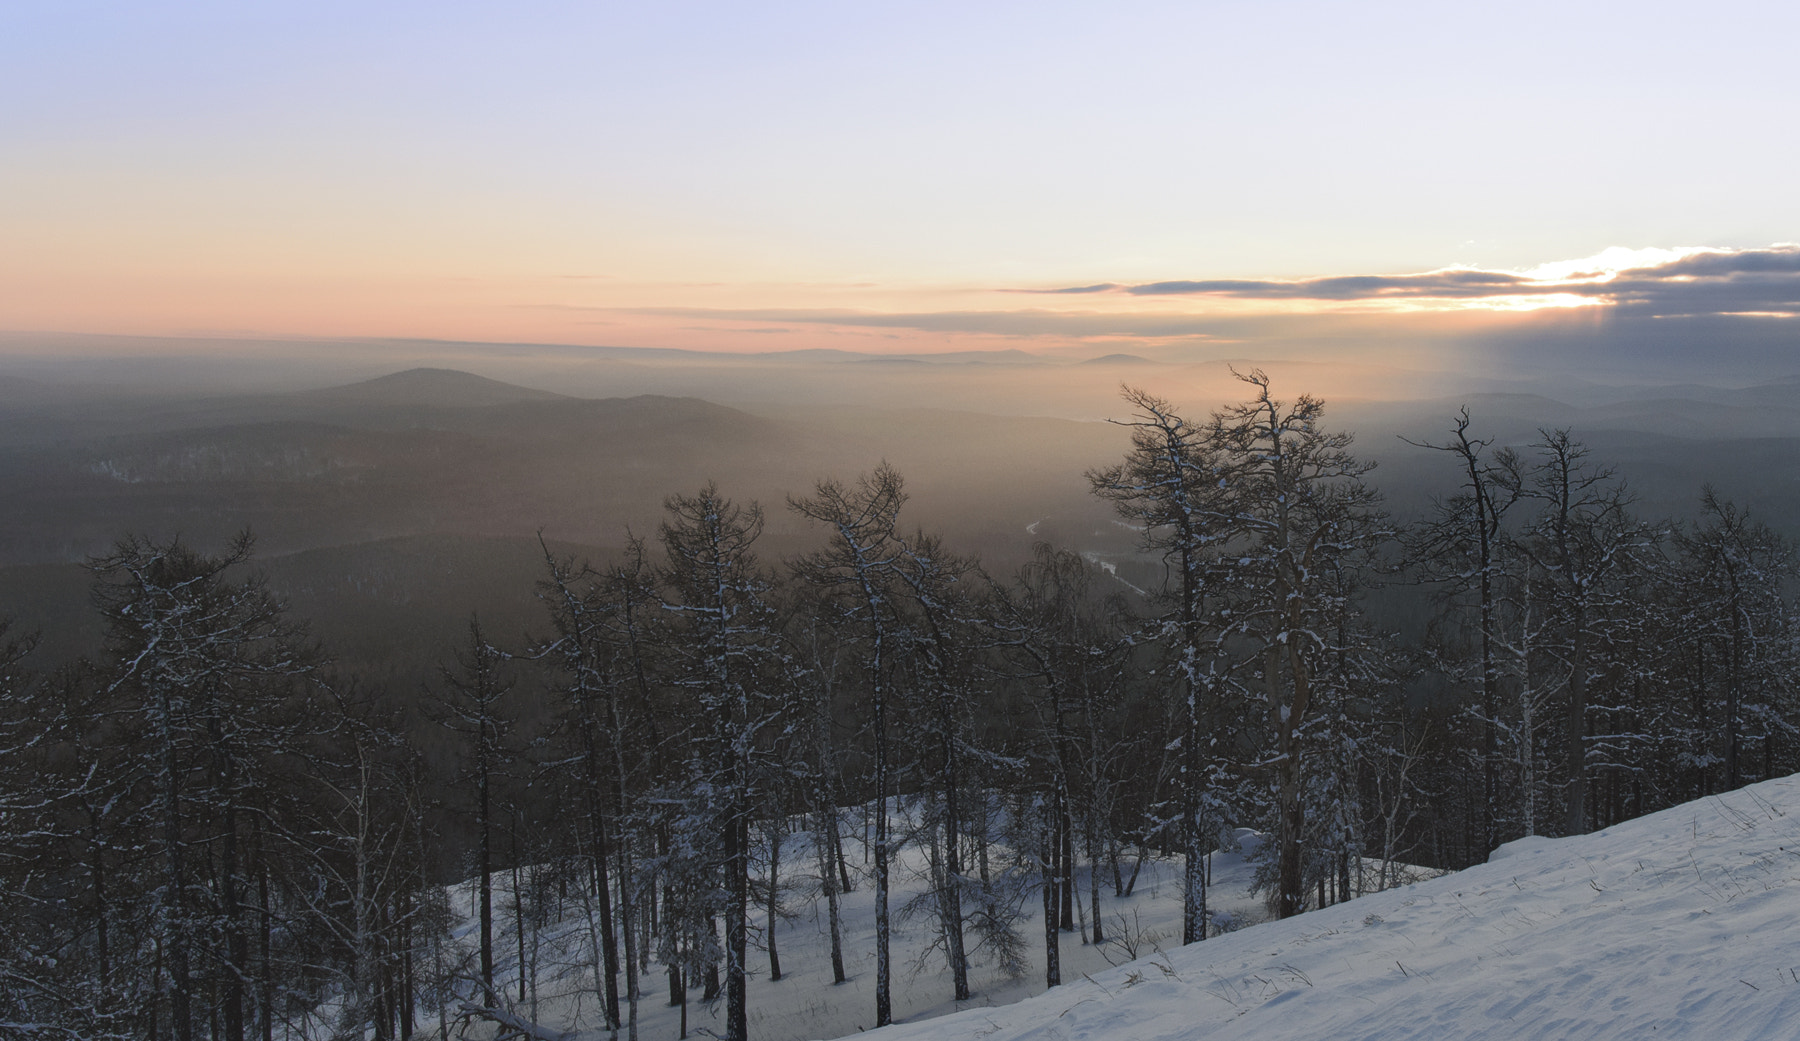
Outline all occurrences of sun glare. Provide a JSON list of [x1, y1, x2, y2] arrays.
[[1522, 245, 1720, 284], [1445, 293, 1602, 313]]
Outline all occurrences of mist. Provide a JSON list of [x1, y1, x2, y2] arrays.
[[0, 326, 1796, 688]]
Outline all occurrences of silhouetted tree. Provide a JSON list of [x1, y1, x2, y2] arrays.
[[1499, 430, 1648, 835], [1401, 409, 1519, 853], [89, 533, 318, 1041], [432, 616, 517, 1009], [1088, 388, 1231, 943], [788, 464, 908, 1023], [661, 484, 781, 1041], [1212, 370, 1381, 919]]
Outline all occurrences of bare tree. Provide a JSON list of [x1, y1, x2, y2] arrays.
[[536, 536, 668, 1038], [788, 464, 908, 1024], [1211, 370, 1380, 919], [892, 529, 981, 1002], [1402, 409, 1520, 853], [89, 532, 317, 1041], [988, 544, 1135, 950], [1673, 488, 1796, 792], [432, 616, 517, 1010], [1499, 430, 1648, 835], [1088, 387, 1231, 943], [661, 483, 781, 1041]]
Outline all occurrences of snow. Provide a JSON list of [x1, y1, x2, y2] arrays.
[[858, 776, 1800, 1041], [1485, 834, 1560, 862], [429, 776, 1800, 1041], [1079, 551, 1148, 596], [430, 801, 1435, 1041]]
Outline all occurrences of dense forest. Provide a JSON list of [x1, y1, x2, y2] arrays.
[[1, 371, 1793, 1041]]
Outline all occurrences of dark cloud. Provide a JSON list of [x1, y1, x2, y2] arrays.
[[1604, 276, 1800, 314], [1025, 246, 1800, 317], [1655, 248, 1800, 278], [1125, 269, 1533, 299]]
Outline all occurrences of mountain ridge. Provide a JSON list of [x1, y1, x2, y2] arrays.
[[291, 366, 572, 409]]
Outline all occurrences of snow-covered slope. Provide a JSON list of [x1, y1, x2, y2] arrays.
[[856, 776, 1800, 1041], [440, 811, 1359, 1041]]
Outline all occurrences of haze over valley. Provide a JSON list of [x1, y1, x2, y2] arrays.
[[5, 3, 1800, 1040]]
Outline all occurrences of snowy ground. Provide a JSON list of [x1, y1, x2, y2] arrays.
[[856, 776, 1800, 1041], [437, 776, 1800, 1040], [438, 800, 1428, 1041]]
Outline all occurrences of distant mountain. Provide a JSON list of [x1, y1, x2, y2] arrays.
[[409, 342, 1052, 366], [851, 351, 1043, 366], [0, 385, 1133, 570], [1078, 353, 1156, 365], [292, 367, 570, 410], [907, 348, 1043, 365], [0, 367, 578, 445]]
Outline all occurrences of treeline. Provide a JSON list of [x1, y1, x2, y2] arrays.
[[1, 371, 1794, 1041]]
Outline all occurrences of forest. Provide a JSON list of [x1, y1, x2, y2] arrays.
[[0, 370, 1792, 1041]]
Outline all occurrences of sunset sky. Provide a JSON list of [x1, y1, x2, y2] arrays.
[[4, 1, 1797, 366]]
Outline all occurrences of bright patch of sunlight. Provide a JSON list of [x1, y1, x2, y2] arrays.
[[1523, 245, 1720, 284]]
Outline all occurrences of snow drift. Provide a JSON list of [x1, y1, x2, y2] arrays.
[[849, 775, 1800, 1041]]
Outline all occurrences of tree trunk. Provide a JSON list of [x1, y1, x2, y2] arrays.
[[478, 756, 495, 1008], [158, 684, 194, 1041], [616, 836, 640, 1041], [766, 826, 783, 982], [513, 824, 527, 1005], [940, 710, 969, 1000], [1058, 791, 1075, 933], [400, 890, 415, 1040], [1180, 654, 1207, 944], [874, 720, 892, 1026], [815, 809, 847, 984], [1087, 810, 1103, 944], [1041, 813, 1060, 988], [726, 801, 748, 1041], [1564, 607, 1588, 835], [259, 857, 273, 1041], [589, 814, 621, 1029], [1276, 755, 1306, 919], [1728, 593, 1742, 790]]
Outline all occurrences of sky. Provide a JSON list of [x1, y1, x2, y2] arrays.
[[3, 1, 1798, 369]]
